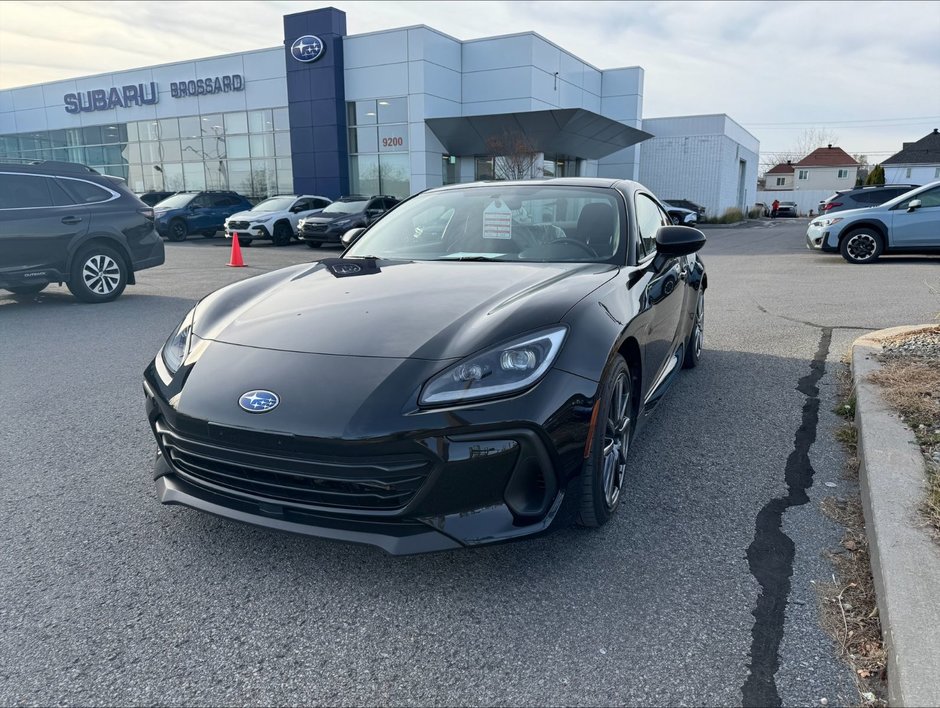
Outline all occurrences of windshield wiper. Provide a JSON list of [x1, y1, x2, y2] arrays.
[[438, 255, 501, 261]]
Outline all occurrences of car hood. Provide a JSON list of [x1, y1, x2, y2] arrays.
[[226, 210, 255, 221], [302, 213, 359, 224], [194, 259, 618, 360]]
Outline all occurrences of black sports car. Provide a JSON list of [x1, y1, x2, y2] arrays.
[[144, 178, 707, 554]]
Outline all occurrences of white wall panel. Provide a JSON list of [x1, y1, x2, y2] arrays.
[[11, 86, 46, 111], [344, 63, 409, 99], [462, 66, 532, 103], [345, 31, 408, 69], [242, 49, 285, 82], [463, 36, 532, 72], [243, 77, 288, 109], [407, 27, 461, 70]]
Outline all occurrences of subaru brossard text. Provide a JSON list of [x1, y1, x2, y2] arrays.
[[144, 178, 707, 554]]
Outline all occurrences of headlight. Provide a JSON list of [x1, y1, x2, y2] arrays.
[[250, 215, 274, 224], [333, 217, 354, 227], [811, 217, 843, 227], [161, 308, 196, 374], [419, 327, 567, 406]]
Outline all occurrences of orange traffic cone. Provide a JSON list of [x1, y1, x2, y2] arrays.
[[227, 234, 245, 267]]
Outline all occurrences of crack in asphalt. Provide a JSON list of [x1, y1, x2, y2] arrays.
[[753, 302, 876, 332], [741, 326, 833, 707]]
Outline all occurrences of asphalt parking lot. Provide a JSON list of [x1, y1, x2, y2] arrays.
[[1, 223, 938, 706]]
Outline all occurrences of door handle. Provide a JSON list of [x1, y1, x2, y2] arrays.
[[61, 216, 83, 225]]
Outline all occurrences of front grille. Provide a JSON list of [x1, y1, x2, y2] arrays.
[[228, 221, 250, 230], [302, 223, 328, 233], [156, 421, 433, 510]]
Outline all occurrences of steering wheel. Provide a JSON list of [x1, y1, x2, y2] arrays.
[[547, 238, 597, 257]]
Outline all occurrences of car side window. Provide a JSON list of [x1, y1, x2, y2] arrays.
[[0, 174, 57, 209], [208, 194, 231, 207], [382, 198, 398, 211], [315, 198, 331, 209], [635, 193, 667, 259], [49, 179, 77, 206], [896, 186, 940, 210], [59, 178, 112, 204]]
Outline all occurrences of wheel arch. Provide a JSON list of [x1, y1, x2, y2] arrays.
[[68, 235, 135, 285], [839, 219, 889, 247], [617, 335, 642, 422]]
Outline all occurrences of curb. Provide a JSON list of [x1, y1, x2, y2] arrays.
[[851, 326, 940, 708]]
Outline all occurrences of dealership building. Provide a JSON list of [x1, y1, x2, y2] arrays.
[[0, 6, 758, 215]]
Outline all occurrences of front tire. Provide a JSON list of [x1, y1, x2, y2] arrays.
[[840, 229, 883, 264], [683, 289, 704, 369], [67, 244, 128, 303], [272, 222, 293, 247], [578, 355, 634, 528], [237, 237, 253, 247], [167, 219, 188, 242]]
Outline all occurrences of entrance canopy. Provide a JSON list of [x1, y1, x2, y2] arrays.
[[426, 108, 652, 160]]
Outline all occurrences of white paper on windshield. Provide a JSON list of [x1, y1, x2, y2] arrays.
[[482, 200, 512, 239]]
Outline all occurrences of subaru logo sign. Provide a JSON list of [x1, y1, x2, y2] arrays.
[[238, 390, 280, 413], [291, 35, 325, 63]]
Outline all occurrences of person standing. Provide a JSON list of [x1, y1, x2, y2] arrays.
[[771, 199, 780, 219]]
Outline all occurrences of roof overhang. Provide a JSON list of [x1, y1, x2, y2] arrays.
[[426, 108, 652, 160]]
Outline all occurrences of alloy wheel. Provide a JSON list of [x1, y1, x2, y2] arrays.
[[694, 294, 705, 358], [846, 233, 877, 261], [602, 372, 632, 510], [82, 254, 121, 295]]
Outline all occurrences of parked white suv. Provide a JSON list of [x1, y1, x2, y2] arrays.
[[224, 195, 332, 247]]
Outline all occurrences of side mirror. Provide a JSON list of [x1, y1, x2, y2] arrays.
[[907, 199, 922, 212], [654, 225, 706, 257], [341, 227, 365, 247]]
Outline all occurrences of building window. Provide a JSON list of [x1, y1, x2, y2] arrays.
[[775, 177, 786, 186], [347, 98, 410, 198], [442, 155, 458, 185], [934, 167, 940, 179], [0, 109, 293, 199], [797, 169, 809, 180], [837, 169, 849, 178], [905, 167, 912, 178]]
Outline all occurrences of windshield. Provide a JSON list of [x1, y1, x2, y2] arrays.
[[322, 199, 369, 215], [252, 196, 296, 212], [155, 193, 194, 209], [345, 185, 623, 263]]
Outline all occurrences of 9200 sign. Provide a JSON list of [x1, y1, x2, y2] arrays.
[[382, 136, 404, 148]]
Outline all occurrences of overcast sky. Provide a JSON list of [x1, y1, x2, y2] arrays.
[[1, 0, 939, 167]]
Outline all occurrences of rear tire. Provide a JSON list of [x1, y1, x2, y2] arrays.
[[67, 244, 128, 303], [273, 222, 293, 247], [840, 229, 883, 264], [201, 232, 216, 238], [578, 354, 634, 528], [167, 219, 188, 242], [237, 237, 253, 247], [6, 283, 48, 295], [305, 241, 321, 249]]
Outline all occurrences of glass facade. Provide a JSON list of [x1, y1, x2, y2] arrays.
[[0, 107, 293, 200], [347, 97, 410, 198]]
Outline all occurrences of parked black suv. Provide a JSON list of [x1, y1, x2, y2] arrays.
[[818, 184, 921, 215], [153, 190, 253, 241], [0, 161, 165, 302], [297, 195, 399, 248]]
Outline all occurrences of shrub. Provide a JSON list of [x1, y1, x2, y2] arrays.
[[748, 207, 764, 219]]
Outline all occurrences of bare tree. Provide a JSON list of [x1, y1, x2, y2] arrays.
[[484, 130, 542, 180], [760, 128, 842, 177]]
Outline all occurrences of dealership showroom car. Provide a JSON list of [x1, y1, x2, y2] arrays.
[[224, 194, 332, 246], [0, 161, 165, 302], [144, 178, 707, 554], [806, 180, 940, 263], [297, 195, 399, 248], [154, 190, 253, 242]]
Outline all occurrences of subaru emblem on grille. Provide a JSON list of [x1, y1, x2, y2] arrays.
[[238, 390, 280, 413]]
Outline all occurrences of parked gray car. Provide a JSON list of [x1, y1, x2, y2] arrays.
[[806, 181, 940, 263], [817, 184, 921, 215]]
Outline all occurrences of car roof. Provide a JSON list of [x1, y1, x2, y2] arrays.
[[0, 160, 101, 175], [430, 177, 627, 193]]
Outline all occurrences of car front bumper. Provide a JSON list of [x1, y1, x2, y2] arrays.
[[225, 224, 272, 240], [143, 358, 593, 554], [805, 224, 838, 251], [297, 224, 348, 243]]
